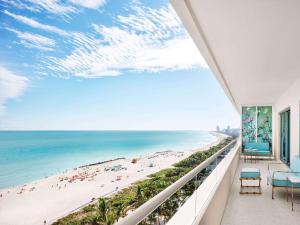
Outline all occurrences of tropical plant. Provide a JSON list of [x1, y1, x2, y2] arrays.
[[98, 198, 109, 223]]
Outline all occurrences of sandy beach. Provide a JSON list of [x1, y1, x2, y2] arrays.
[[0, 132, 225, 225]]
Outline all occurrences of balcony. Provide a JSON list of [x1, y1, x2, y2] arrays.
[[115, 139, 300, 225], [115, 139, 238, 225], [221, 160, 300, 225], [138, 1, 300, 224]]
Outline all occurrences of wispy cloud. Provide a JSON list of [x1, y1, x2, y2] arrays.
[[2, 0, 106, 16], [46, 4, 207, 78], [2, 1, 207, 79], [26, 0, 77, 15], [1, 0, 41, 12], [69, 0, 106, 9], [4, 10, 68, 36], [6, 28, 56, 51], [0, 66, 29, 115], [2, 0, 76, 15]]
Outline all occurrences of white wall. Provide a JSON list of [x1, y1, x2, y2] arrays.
[[274, 76, 300, 160]]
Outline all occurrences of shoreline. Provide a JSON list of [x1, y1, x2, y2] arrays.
[[0, 132, 226, 225], [0, 132, 222, 192]]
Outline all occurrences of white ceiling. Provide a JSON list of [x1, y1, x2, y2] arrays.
[[172, 0, 300, 110]]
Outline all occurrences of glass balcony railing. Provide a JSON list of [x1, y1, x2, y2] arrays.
[[115, 139, 240, 225]]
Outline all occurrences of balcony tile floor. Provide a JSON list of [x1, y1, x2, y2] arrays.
[[221, 160, 300, 225]]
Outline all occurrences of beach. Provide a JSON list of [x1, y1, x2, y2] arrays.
[[0, 132, 225, 225]]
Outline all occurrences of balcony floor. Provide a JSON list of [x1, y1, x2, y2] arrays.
[[221, 160, 300, 225]]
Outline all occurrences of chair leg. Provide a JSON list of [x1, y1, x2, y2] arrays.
[[286, 186, 288, 202], [272, 186, 274, 199]]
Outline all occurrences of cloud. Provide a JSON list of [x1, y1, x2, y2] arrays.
[[2, 0, 106, 15], [6, 28, 56, 51], [45, 4, 208, 78], [4, 10, 68, 36], [0, 66, 29, 115], [75, 69, 121, 78], [69, 0, 106, 9], [26, 0, 77, 15], [1, 0, 41, 12], [3, 1, 208, 79]]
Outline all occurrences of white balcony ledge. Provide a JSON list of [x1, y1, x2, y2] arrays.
[[116, 140, 240, 225]]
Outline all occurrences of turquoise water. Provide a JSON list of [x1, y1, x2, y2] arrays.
[[0, 131, 215, 189]]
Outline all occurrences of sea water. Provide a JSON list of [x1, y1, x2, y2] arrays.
[[0, 131, 216, 189]]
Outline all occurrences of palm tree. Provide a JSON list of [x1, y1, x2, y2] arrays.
[[135, 186, 145, 207], [106, 211, 116, 225], [98, 198, 109, 223], [115, 204, 125, 221], [98, 198, 117, 225]]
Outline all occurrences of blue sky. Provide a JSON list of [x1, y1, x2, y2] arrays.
[[0, 0, 239, 130]]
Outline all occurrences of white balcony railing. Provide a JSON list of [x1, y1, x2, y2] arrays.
[[116, 139, 240, 225]]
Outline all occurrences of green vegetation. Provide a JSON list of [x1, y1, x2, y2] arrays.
[[53, 137, 234, 225]]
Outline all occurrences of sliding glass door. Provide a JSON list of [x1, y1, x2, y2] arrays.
[[280, 110, 290, 165]]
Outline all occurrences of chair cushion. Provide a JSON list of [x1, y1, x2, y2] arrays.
[[243, 142, 271, 155], [242, 150, 271, 156], [255, 151, 271, 156], [241, 168, 260, 178], [272, 172, 300, 187], [244, 142, 269, 151]]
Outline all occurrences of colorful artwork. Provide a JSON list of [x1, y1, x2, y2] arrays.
[[257, 106, 272, 149], [242, 106, 272, 151], [242, 106, 257, 144]]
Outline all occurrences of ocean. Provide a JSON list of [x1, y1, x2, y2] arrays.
[[0, 131, 216, 189]]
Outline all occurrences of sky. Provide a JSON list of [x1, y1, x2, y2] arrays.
[[0, 0, 239, 130]]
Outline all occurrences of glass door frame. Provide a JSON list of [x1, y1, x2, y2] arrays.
[[280, 108, 291, 165]]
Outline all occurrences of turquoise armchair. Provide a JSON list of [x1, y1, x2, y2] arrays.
[[268, 156, 300, 199]]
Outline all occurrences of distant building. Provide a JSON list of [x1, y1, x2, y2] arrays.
[[217, 126, 240, 138]]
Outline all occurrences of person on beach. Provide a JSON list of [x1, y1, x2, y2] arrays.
[[44, 220, 46, 225]]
